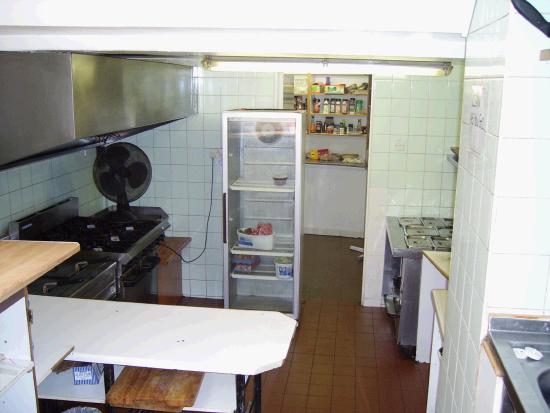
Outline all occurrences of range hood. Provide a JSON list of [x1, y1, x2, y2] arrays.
[[0, 52, 197, 167]]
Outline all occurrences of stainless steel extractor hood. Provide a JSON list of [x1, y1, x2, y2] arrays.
[[0, 52, 197, 167]]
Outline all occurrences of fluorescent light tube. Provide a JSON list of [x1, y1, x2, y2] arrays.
[[202, 56, 452, 76]]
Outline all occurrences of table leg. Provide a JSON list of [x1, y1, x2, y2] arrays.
[[254, 374, 261, 413], [236, 374, 246, 413], [103, 364, 115, 413]]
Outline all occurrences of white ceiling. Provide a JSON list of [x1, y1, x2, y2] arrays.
[[0, 0, 476, 59]]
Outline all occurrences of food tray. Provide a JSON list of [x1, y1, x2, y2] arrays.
[[421, 217, 446, 228], [398, 217, 422, 227], [404, 226, 439, 237], [405, 236, 434, 250]]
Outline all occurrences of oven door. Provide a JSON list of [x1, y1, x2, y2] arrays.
[[120, 256, 160, 303]]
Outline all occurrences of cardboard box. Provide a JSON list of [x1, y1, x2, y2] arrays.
[[72, 363, 104, 385]]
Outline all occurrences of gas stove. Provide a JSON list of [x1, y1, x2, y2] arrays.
[[10, 197, 170, 301]]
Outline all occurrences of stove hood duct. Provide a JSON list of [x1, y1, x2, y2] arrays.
[[0, 52, 197, 168]]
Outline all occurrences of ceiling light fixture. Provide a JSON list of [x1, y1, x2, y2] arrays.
[[202, 56, 453, 76]]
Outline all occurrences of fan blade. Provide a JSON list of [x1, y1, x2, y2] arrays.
[[106, 144, 131, 164], [99, 171, 124, 196], [126, 162, 149, 189]]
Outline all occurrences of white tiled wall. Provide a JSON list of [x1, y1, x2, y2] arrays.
[[0, 150, 105, 237], [126, 70, 281, 299], [361, 69, 464, 306], [437, 0, 550, 411]]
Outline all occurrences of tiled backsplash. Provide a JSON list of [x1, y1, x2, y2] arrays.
[[0, 150, 105, 238], [362, 69, 464, 306], [125, 70, 281, 299]]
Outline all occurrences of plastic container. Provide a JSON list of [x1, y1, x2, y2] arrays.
[[237, 229, 274, 250], [275, 257, 293, 279], [272, 175, 288, 186]]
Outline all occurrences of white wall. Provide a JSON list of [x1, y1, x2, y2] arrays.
[[0, 150, 105, 237], [437, 0, 550, 411], [304, 165, 366, 238], [361, 69, 463, 306], [125, 70, 281, 299]]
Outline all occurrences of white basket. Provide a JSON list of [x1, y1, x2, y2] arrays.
[[275, 259, 293, 279], [237, 229, 274, 250]]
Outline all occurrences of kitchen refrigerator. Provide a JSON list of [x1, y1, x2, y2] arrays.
[[222, 110, 305, 319]]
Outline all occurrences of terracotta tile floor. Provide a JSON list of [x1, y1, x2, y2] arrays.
[[261, 235, 430, 413], [261, 300, 430, 413]]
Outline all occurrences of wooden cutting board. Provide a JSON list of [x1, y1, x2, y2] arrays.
[[106, 367, 204, 412]]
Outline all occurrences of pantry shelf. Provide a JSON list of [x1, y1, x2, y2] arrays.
[[0, 359, 34, 398], [305, 159, 367, 169], [307, 133, 367, 137], [230, 264, 293, 281], [311, 92, 369, 96], [230, 179, 295, 193], [307, 113, 368, 117]]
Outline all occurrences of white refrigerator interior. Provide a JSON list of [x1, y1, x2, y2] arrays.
[[222, 110, 304, 319]]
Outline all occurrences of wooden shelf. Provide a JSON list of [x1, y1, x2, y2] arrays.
[[305, 159, 367, 169], [307, 133, 367, 137], [230, 179, 295, 193], [308, 112, 368, 117]]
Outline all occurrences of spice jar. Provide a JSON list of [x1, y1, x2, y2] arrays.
[[329, 99, 336, 113]]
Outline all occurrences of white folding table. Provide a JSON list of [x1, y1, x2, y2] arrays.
[[29, 295, 297, 413]]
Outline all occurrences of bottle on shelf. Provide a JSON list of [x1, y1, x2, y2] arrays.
[[357, 119, 362, 133], [342, 99, 349, 115], [349, 98, 356, 114], [326, 76, 331, 86], [356, 99, 364, 114], [335, 99, 341, 114], [329, 99, 336, 114], [309, 116, 317, 133], [313, 98, 321, 114], [323, 99, 330, 114]]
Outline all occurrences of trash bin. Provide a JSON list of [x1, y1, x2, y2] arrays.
[[61, 408, 101, 413]]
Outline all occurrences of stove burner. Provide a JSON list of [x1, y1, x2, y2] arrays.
[[36, 217, 157, 253]]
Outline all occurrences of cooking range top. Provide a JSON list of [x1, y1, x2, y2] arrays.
[[37, 216, 158, 253]]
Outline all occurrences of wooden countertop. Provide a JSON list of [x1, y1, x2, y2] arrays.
[[431, 289, 448, 339], [423, 251, 451, 279], [482, 338, 504, 377], [0, 240, 79, 303], [158, 237, 192, 265]]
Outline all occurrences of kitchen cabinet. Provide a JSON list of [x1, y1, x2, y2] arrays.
[[222, 110, 304, 319], [0, 240, 80, 412], [416, 252, 450, 363], [474, 340, 504, 413], [427, 289, 446, 413]]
